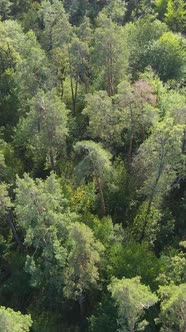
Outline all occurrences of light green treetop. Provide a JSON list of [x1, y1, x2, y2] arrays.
[[0, 306, 32, 332], [83, 90, 124, 146], [158, 283, 186, 332], [15, 89, 69, 170], [108, 276, 158, 332], [63, 222, 104, 301]]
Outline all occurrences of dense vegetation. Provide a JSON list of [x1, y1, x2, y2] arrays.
[[0, 0, 186, 331]]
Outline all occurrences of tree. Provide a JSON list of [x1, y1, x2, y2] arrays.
[[0, 182, 23, 249], [134, 118, 186, 241], [155, 0, 169, 19], [82, 90, 124, 147], [131, 0, 157, 19], [125, 16, 168, 78], [15, 89, 69, 170], [0, 140, 7, 180], [68, 36, 90, 114], [15, 30, 50, 105], [15, 172, 72, 291], [0, 19, 49, 109], [116, 79, 158, 163], [101, 0, 126, 24], [158, 283, 186, 332], [74, 140, 113, 216], [107, 240, 160, 287], [0, 0, 12, 20], [108, 276, 158, 332], [63, 222, 104, 316], [0, 306, 32, 332], [93, 13, 129, 96], [63, 0, 90, 24], [40, 1, 91, 114], [158, 247, 186, 285], [165, 0, 186, 33], [39, 0, 72, 51], [148, 31, 186, 81]]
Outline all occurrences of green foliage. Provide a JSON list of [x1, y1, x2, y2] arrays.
[[1, 1, 186, 330], [15, 172, 74, 291], [0, 306, 32, 332], [158, 283, 186, 332], [93, 13, 129, 95], [107, 240, 160, 287], [158, 249, 186, 285], [132, 203, 162, 244], [74, 140, 112, 180], [39, 0, 72, 50], [125, 17, 168, 78], [63, 222, 104, 300], [15, 89, 69, 170], [155, 0, 169, 19], [83, 90, 124, 146], [165, 0, 186, 32], [0, 183, 12, 215], [101, 0, 126, 24], [108, 276, 158, 332], [134, 118, 186, 207], [0, 0, 12, 20], [149, 31, 186, 81], [89, 295, 117, 332], [116, 79, 159, 160]]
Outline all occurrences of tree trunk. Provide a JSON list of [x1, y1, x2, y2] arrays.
[[70, 76, 78, 115], [95, 173, 106, 216], [7, 209, 23, 250], [128, 104, 134, 164], [49, 147, 55, 171], [139, 155, 164, 242], [78, 292, 85, 318]]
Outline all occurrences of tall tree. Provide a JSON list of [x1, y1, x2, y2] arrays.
[[0, 0, 12, 20], [39, 0, 72, 51], [93, 13, 129, 96], [125, 17, 168, 79], [15, 172, 72, 291], [101, 0, 126, 24], [158, 283, 186, 332], [64, 222, 104, 316], [74, 140, 113, 216], [0, 306, 32, 332], [148, 31, 186, 81], [165, 0, 186, 33], [15, 89, 69, 170], [82, 90, 124, 147], [134, 118, 186, 241], [68, 36, 90, 114], [108, 276, 158, 332], [116, 79, 158, 163]]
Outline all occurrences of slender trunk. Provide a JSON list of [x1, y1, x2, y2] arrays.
[[128, 132, 134, 165], [7, 209, 23, 250], [128, 104, 134, 164], [49, 147, 55, 171], [68, 46, 78, 116], [139, 158, 164, 242], [107, 43, 114, 97], [95, 173, 106, 216], [59, 78, 64, 99], [74, 79, 78, 114], [70, 76, 78, 115], [70, 75, 75, 113], [141, 124, 145, 142], [78, 292, 85, 318], [182, 129, 186, 154]]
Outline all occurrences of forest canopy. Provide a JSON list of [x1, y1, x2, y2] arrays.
[[0, 1, 186, 331]]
